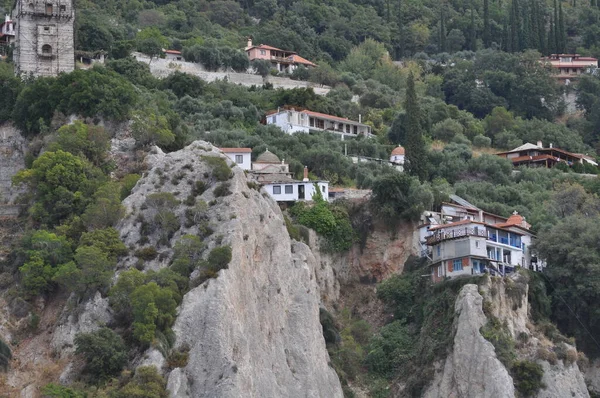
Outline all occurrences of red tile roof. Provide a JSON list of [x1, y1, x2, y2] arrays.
[[248, 44, 294, 53], [164, 49, 182, 55], [391, 146, 405, 156], [290, 54, 316, 67], [220, 148, 252, 153]]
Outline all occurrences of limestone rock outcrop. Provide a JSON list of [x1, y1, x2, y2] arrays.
[[425, 284, 515, 398], [115, 141, 342, 398], [0, 123, 26, 205]]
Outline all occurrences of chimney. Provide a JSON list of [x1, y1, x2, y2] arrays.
[[358, 114, 362, 123], [303, 166, 309, 182], [550, 143, 553, 148], [537, 140, 543, 148], [246, 38, 252, 49]]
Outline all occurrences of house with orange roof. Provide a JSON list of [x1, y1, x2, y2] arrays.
[[245, 38, 316, 73], [420, 194, 543, 282], [265, 106, 372, 138]]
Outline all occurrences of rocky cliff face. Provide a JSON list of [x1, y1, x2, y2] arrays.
[[319, 220, 414, 285], [114, 142, 342, 397], [425, 274, 590, 398], [0, 123, 26, 205]]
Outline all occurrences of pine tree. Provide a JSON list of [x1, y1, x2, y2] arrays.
[[483, 0, 491, 48], [404, 72, 428, 182], [440, 5, 447, 52]]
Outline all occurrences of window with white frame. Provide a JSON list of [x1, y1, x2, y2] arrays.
[[235, 155, 243, 164], [285, 185, 293, 194], [273, 185, 281, 194], [437, 265, 442, 277]]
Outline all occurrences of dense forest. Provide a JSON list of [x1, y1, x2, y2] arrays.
[[1, 0, 600, 397]]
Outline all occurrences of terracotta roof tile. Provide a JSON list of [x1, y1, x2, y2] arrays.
[[220, 148, 252, 153]]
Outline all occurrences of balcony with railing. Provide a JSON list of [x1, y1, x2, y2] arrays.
[[425, 227, 487, 245]]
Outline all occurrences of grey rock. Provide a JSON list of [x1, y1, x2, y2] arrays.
[[9, 297, 32, 319], [425, 284, 515, 398], [127, 141, 345, 398], [538, 355, 589, 398], [51, 291, 112, 356], [138, 348, 166, 370], [0, 123, 26, 205]]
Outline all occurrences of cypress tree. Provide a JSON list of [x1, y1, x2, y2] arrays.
[[404, 72, 428, 182], [548, 14, 556, 54], [558, 1, 566, 52], [483, 0, 491, 48], [469, 7, 476, 51], [440, 5, 447, 52], [554, 0, 560, 53], [503, 17, 510, 52], [509, 0, 520, 52], [521, 0, 531, 50], [396, 0, 404, 58]]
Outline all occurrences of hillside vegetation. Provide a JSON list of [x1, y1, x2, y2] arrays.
[[0, 0, 600, 397]]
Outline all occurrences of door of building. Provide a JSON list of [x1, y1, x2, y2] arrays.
[[298, 184, 305, 200]]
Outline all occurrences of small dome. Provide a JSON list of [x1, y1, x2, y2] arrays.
[[256, 149, 281, 164], [391, 146, 405, 156], [505, 212, 524, 226]]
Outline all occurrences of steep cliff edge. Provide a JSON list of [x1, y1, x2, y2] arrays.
[[425, 274, 590, 398], [113, 142, 342, 397]]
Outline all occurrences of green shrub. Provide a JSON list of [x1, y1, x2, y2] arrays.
[[41, 384, 86, 398], [167, 347, 190, 369], [290, 198, 355, 252], [512, 360, 544, 397], [213, 182, 232, 197], [116, 366, 168, 398], [201, 156, 232, 181], [207, 245, 232, 272], [473, 134, 492, 148], [74, 327, 127, 381], [135, 246, 158, 261], [480, 316, 516, 369]]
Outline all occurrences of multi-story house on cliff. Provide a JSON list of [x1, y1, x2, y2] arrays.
[[12, 0, 74, 76], [421, 196, 542, 282]]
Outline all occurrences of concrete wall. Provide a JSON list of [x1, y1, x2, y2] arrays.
[[133, 53, 330, 95], [13, 0, 74, 77]]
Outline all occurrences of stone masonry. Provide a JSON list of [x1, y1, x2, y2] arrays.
[[13, 0, 74, 77]]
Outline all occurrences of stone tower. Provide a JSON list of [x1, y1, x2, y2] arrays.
[[12, 0, 74, 77]]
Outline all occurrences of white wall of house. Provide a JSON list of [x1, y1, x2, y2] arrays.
[[390, 154, 405, 164], [223, 152, 251, 170], [262, 181, 329, 202]]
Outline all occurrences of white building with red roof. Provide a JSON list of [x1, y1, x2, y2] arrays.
[[265, 107, 372, 138], [245, 38, 316, 73], [541, 54, 598, 83]]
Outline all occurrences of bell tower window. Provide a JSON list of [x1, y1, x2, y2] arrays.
[[45, 3, 53, 14], [42, 44, 52, 54]]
